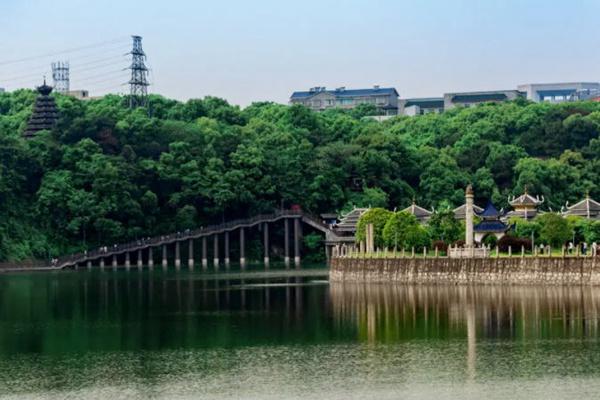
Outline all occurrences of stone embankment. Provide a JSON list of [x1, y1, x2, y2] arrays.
[[330, 256, 600, 285]]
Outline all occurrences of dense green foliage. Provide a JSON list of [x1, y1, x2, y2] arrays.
[[382, 211, 429, 249], [1, 90, 600, 261], [536, 213, 572, 247], [426, 207, 463, 243], [355, 208, 393, 248]]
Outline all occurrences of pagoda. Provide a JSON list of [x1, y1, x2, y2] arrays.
[[506, 187, 544, 220], [474, 201, 509, 243], [23, 79, 59, 138]]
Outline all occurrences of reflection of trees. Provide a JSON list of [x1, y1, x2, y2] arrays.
[[0, 273, 322, 355], [330, 283, 600, 343]]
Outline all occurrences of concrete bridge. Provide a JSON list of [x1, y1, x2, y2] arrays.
[[54, 210, 352, 270]]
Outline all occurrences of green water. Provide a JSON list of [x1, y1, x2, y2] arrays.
[[2, 267, 600, 399]]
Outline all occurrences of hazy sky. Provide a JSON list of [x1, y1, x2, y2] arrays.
[[1, 0, 600, 106]]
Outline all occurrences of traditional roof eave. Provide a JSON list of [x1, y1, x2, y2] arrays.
[[563, 195, 600, 218], [401, 201, 432, 218]]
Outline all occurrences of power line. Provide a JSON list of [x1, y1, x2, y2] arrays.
[[70, 58, 128, 75], [72, 53, 129, 69], [75, 70, 127, 85], [0, 37, 129, 67], [0, 50, 128, 83]]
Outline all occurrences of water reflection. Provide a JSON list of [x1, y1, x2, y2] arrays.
[[330, 283, 600, 343], [0, 270, 335, 356], [4, 272, 600, 398]]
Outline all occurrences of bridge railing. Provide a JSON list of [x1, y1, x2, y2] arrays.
[[54, 209, 338, 268]]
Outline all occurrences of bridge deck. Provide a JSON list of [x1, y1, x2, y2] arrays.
[[54, 210, 353, 269]]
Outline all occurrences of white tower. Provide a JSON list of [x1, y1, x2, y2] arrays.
[[465, 184, 474, 249]]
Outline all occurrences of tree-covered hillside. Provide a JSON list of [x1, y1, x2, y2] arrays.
[[0, 90, 599, 261]]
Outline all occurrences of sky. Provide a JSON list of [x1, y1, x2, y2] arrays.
[[1, 0, 600, 106]]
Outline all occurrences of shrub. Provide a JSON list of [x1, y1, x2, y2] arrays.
[[431, 240, 448, 253], [452, 239, 466, 248], [482, 235, 498, 247], [497, 235, 532, 252]]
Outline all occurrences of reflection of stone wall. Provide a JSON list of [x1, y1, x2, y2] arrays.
[[330, 283, 600, 342], [331, 257, 600, 285]]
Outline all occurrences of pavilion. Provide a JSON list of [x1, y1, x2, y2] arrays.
[[474, 202, 509, 243], [454, 203, 483, 220], [505, 188, 544, 220], [562, 194, 600, 220], [402, 200, 433, 223]]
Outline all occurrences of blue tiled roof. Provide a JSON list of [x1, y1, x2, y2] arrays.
[[290, 87, 398, 100], [474, 220, 508, 232], [477, 201, 501, 219]]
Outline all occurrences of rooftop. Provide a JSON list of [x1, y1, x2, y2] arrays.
[[402, 201, 432, 219], [509, 190, 544, 206], [454, 203, 484, 219], [563, 195, 600, 218], [474, 220, 509, 233], [291, 86, 399, 100], [477, 201, 503, 219]]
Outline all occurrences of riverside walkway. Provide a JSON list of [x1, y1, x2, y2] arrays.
[[53, 210, 352, 270]]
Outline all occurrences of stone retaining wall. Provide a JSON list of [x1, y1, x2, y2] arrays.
[[330, 256, 600, 285]]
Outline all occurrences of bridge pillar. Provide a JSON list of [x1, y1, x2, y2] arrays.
[[125, 252, 131, 269], [112, 254, 117, 270], [224, 231, 230, 269], [175, 241, 181, 270], [213, 234, 219, 269], [202, 237, 208, 269], [100, 258, 105, 270], [294, 217, 301, 268], [284, 218, 290, 268], [162, 244, 168, 270], [240, 227, 246, 269], [263, 222, 270, 268], [87, 260, 92, 270], [137, 249, 143, 269], [188, 239, 194, 269], [148, 247, 154, 269]]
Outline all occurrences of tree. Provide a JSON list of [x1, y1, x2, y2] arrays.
[[175, 205, 197, 231], [4, 88, 600, 262], [536, 213, 572, 247], [355, 208, 393, 249], [382, 211, 430, 249], [427, 208, 463, 243], [511, 217, 540, 241]]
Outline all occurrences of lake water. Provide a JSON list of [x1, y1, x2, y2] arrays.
[[2, 266, 600, 399]]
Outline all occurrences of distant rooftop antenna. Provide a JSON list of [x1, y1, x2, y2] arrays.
[[51, 61, 70, 94], [128, 35, 149, 108]]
